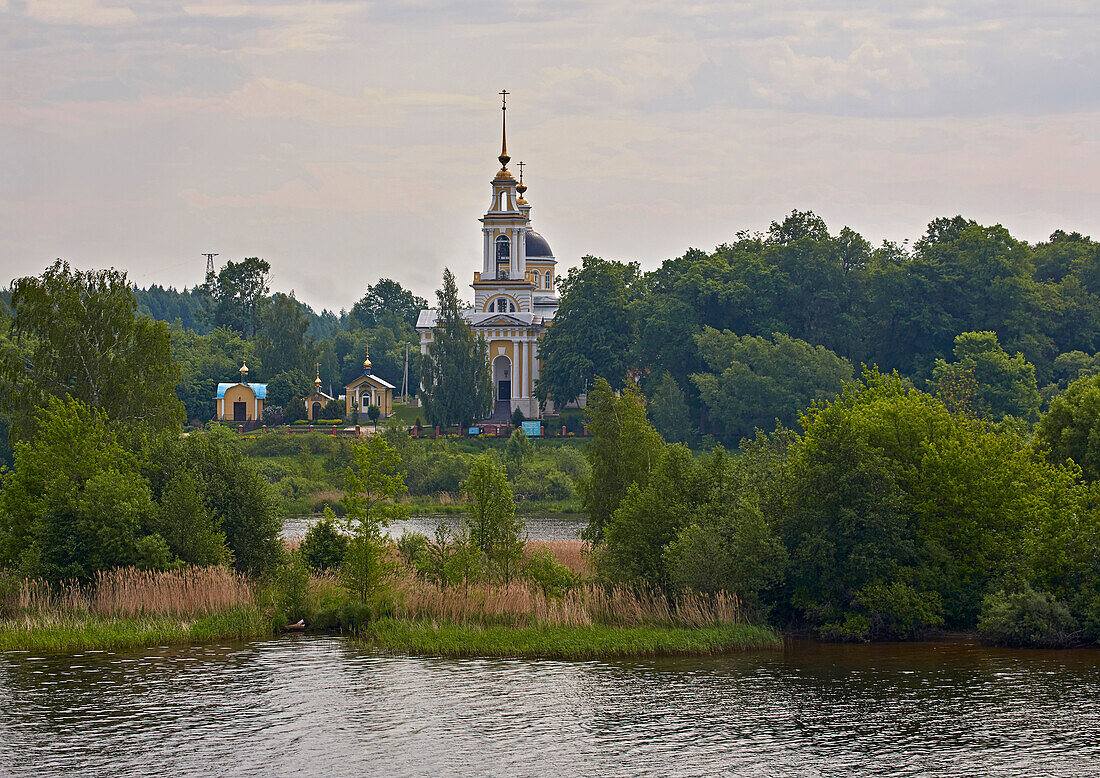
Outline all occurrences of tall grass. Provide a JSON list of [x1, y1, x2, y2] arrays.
[[388, 576, 742, 629], [525, 539, 591, 578], [12, 567, 254, 618]]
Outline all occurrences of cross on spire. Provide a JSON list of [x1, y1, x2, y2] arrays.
[[498, 89, 510, 168], [517, 160, 525, 182]]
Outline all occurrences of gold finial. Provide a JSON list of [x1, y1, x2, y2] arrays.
[[314, 362, 321, 388], [498, 89, 510, 170], [239, 361, 248, 377], [516, 160, 527, 204], [363, 346, 372, 372]]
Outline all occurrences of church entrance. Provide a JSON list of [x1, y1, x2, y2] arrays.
[[492, 355, 512, 403], [311, 402, 321, 420], [233, 401, 247, 421]]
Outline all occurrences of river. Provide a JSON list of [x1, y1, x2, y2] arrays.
[[3, 636, 1100, 777], [282, 513, 586, 542]]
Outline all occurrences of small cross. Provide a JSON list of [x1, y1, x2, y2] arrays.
[[500, 89, 509, 108], [517, 161, 525, 181]]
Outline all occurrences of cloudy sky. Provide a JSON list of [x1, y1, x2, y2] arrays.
[[3, 1, 1099, 311]]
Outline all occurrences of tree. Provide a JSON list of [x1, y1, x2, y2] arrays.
[[932, 331, 1040, 421], [367, 404, 381, 427], [420, 269, 493, 428], [350, 278, 428, 329], [341, 435, 409, 600], [0, 397, 154, 581], [579, 377, 665, 542], [300, 506, 349, 572], [536, 256, 637, 408], [266, 369, 313, 409], [504, 427, 533, 479], [647, 371, 693, 444], [1038, 373, 1100, 481], [204, 257, 270, 337], [255, 292, 313, 376], [691, 329, 852, 441], [463, 454, 524, 581], [144, 426, 283, 576], [6, 260, 183, 436]]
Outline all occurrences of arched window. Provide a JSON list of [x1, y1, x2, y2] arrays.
[[544, 271, 553, 290], [489, 297, 516, 313]]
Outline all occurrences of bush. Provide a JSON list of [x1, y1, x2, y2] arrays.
[[524, 547, 577, 595], [978, 585, 1079, 648], [396, 531, 430, 570], [273, 555, 313, 625], [511, 407, 526, 427], [300, 508, 349, 571]]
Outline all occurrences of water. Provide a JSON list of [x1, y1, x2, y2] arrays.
[[3, 636, 1100, 777], [282, 513, 585, 542]]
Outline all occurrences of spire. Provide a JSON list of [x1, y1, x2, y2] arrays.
[[314, 362, 321, 389], [498, 89, 510, 168], [516, 160, 528, 205], [363, 346, 372, 375]]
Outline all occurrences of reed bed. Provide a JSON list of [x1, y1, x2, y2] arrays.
[[525, 539, 592, 578], [389, 576, 741, 629], [11, 566, 254, 619]]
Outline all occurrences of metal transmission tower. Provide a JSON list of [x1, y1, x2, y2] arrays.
[[202, 253, 218, 280]]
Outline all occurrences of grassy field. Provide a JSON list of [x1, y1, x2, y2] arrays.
[[358, 619, 781, 659]]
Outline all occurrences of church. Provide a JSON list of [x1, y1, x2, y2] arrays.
[[416, 94, 559, 420]]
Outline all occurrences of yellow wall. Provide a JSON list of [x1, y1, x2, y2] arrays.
[[345, 378, 393, 417], [217, 384, 263, 421]]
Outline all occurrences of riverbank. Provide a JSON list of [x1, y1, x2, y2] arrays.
[[0, 607, 272, 653], [358, 619, 781, 659]]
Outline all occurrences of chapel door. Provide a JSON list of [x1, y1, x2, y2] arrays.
[[233, 402, 247, 421], [498, 381, 511, 401], [312, 402, 322, 420]]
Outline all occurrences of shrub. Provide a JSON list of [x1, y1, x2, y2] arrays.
[[300, 508, 349, 571], [511, 407, 526, 427], [524, 546, 577, 596], [396, 531, 430, 570], [978, 585, 1079, 648]]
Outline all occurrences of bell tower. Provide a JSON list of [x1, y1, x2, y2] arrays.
[[474, 90, 535, 313]]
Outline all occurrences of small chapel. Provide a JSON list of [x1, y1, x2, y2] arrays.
[[416, 93, 559, 421], [214, 362, 267, 422]]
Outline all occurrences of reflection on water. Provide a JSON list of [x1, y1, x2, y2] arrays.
[[3, 637, 1100, 777], [283, 513, 585, 542]]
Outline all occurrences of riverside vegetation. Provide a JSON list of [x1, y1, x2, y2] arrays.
[[9, 216, 1100, 653]]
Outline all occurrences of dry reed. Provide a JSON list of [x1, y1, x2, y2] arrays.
[[12, 566, 253, 619], [388, 575, 740, 629], [525, 539, 592, 578]]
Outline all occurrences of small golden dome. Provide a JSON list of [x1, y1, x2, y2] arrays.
[[239, 361, 249, 376], [494, 168, 514, 181]]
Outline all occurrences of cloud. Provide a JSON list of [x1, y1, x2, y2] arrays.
[[22, 0, 136, 26]]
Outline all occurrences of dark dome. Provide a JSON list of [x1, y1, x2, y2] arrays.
[[525, 230, 554, 258]]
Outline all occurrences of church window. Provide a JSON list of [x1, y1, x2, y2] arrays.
[[490, 297, 516, 313], [544, 271, 553, 290]]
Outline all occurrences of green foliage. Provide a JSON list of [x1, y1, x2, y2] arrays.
[[300, 507, 349, 571], [580, 378, 665, 542], [1038, 372, 1100, 481], [5, 260, 183, 436], [536, 256, 639, 407], [267, 369, 313, 409], [504, 427, 534, 478], [647, 372, 693, 445], [524, 547, 578, 595], [341, 435, 409, 600], [0, 397, 153, 581], [692, 329, 852, 441], [367, 405, 381, 425], [170, 325, 254, 424], [255, 292, 315, 377], [147, 474, 229, 567], [420, 269, 493, 428], [978, 585, 1078, 648], [350, 278, 427, 330], [274, 554, 313, 624], [203, 257, 271, 337], [931, 331, 1040, 421], [144, 426, 283, 576], [510, 406, 526, 427], [463, 454, 524, 581]]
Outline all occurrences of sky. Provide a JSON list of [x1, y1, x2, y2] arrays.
[[3, 0, 1099, 312]]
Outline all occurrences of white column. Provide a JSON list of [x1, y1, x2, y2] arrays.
[[483, 229, 491, 276], [511, 342, 518, 399], [519, 338, 527, 398]]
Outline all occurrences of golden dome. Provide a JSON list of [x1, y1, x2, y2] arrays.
[[239, 361, 249, 376]]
